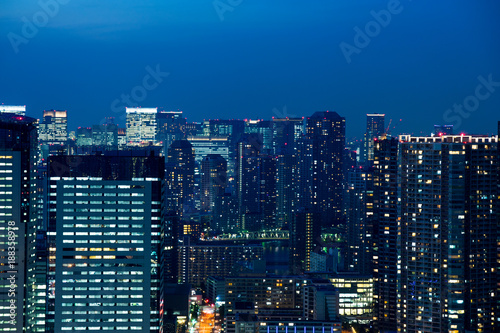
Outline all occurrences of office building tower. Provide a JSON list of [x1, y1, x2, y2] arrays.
[[76, 127, 93, 146], [345, 166, 374, 275], [303, 282, 339, 321], [39, 110, 68, 145], [204, 119, 245, 181], [434, 124, 453, 136], [156, 111, 186, 159], [305, 111, 345, 228], [0, 105, 26, 115], [187, 136, 230, 166], [0, 113, 38, 332], [225, 276, 306, 317], [397, 134, 498, 333], [244, 119, 273, 154], [360, 114, 385, 164], [184, 122, 202, 137], [117, 127, 127, 148], [273, 117, 303, 228], [92, 117, 118, 148], [126, 107, 157, 145], [47, 154, 164, 332], [177, 243, 263, 287], [166, 140, 195, 214], [206, 276, 226, 305], [327, 274, 373, 321], [159, 283, 190, 333], [372, 136, 399, 333], [200, 155, 227, 232]]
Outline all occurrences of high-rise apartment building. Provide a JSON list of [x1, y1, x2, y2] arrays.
[[372, 136, 399, 333], [345, 166, 374, 275], [126, 107, 157, 146], [304, 111, 345, 228], [200, 155, 227, 232], [273, 117, 303, 228], [47, 154, 164, 332], [289, 209, 321, 274], [259, 154, 276, 230], [166, 140, 195, 214], [237, 133, 262, 231], [397, 134, 498, 333], [0, 113, 38, 332]]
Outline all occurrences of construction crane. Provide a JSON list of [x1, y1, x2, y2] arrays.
[[384, 118, 402, 136]]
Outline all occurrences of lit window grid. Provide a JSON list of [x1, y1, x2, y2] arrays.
[[52, 179, 157, 332]]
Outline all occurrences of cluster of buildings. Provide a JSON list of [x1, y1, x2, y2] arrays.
[[0, 104, 498, 333]]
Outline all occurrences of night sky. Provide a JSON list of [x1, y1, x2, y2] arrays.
[[1, 0, 500, 138]]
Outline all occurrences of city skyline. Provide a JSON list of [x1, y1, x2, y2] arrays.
[[2, 1, 500, 138], [1, 1, 500, 332]]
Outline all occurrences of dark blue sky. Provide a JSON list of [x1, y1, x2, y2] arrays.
[[1, 0, 500, 138]]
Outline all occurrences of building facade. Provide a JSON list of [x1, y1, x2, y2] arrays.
[[0, 114, 38, 331], [47, 154, 164, 332], [398, 134, 498, 333], [126, 107, 157, 146]]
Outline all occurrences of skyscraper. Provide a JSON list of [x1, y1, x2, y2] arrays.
[[200, 154, 227, 232], [259, 154, 276, 230], [304, 111, 345, 228], [273, 117, 303, 228], [0, 113, 38, 332], [345, 165, 373, 275], [39, 110, 68, 145], [244, 119, 273, 154], [372, 136, 399, 333], [289, 208, 321, 274], [47, 154, 164, 332], [361, 114, 384, 164], [92, 117, 118, 148], [397, 134, 498, 333], [126, 107, 157, 146], [204, 119, 245, 181], [235, 133, 276, 231], [166, 140, 195, 214], [156, 111, 186, 159]]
